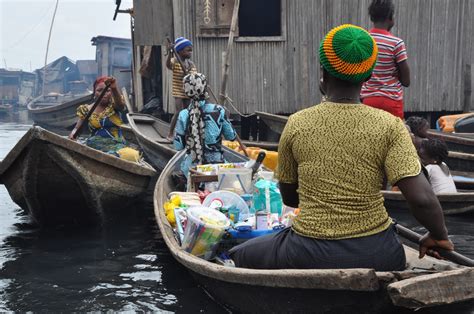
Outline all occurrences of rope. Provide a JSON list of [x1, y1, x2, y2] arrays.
[[207, 85, 255, 118]]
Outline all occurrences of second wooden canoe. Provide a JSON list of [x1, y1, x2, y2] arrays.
[[0, 126, 156, 227], [382, 190, 474, 215], [427, 129, 474, 154], [256, 111, 288, 135], [27, 93, 93, 130]]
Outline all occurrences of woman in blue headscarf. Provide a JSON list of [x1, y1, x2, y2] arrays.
[[174, 72, 246, 176]]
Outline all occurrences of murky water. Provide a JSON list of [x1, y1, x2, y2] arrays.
[[0, 111, 473, 312], [0, 112, 224, 312]]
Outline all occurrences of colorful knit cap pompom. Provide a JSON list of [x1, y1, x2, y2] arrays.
[[319, 24, 378, 83]]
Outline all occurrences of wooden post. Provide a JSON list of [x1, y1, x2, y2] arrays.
[[463, 64, 472, 113], [122, 87, 134, 113], [42, 0, 60, 96], [218, 0, 240, 105]]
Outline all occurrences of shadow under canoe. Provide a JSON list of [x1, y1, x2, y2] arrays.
[[0, 126, 156, 227], [153, 150, 474, 312]]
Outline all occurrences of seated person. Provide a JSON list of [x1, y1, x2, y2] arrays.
[[406, 116, 429, 138], [419, 139, 457, 194], [69, 76, 140, 162], [229, 24, 453, 271], [174, 72, 246, 176]]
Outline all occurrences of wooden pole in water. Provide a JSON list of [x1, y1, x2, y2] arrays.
[[42, 0, 60, 96], [218, 0, 240, 105]]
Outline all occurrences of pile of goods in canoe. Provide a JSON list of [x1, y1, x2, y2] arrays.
[[162, 161, 299, 262]]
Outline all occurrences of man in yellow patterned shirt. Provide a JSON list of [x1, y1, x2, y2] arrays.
[[230, 25, 453, 270]]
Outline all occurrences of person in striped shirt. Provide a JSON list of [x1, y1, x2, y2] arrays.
[[361, 0, 410, 119], [166, 37, 197, 140]]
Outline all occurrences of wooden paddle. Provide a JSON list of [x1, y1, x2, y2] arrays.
[[394, 222, 474, 267], [70, 80, 112, 139]]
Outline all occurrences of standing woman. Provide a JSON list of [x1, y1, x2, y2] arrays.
[[174, 72, 246, 176], [69, 76, 140, 162], [360, 0, 410, 119]]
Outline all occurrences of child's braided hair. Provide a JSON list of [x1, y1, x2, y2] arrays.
[[406, 116, 429, 138], [368, 0, 395, 23], [421, 139, 449, 164]]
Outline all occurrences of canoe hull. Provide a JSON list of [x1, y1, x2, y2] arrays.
[[0, 127, 156, 226], [383, 191, 474, 215], [427, 130, 474, 154], [446, 151, 474, 172], [127, 113, 176, 171], [154, 152, 474, 311], [27, 94, 93, 130], [191, 270, 393, 313], [256, 111, 287, 135]]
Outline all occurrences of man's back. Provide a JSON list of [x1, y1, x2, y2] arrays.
[[277, 102, 420, 239]]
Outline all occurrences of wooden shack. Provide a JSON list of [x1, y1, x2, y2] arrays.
[[131, 0, 473, 116], [76, 60, 98, 90], [0, 68, 36, 107], [91, 36, 132, 94], [35, 56, 80, 96]]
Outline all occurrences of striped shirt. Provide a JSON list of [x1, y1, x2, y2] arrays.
[[361, 29, 408, 101], [171, 58, 197, 98]]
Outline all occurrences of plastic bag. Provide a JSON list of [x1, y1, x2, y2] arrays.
[[252, 179, 282, 215]]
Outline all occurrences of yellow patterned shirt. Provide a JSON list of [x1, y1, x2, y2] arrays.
[[276, 102, 421, 240], [171, 58, 197, 98]]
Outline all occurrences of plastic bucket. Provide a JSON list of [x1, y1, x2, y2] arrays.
[[181, 206, 230, 260], [217, 167, 253, 195]]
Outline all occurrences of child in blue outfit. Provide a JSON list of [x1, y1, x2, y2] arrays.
[[173, 72, 245, 176]]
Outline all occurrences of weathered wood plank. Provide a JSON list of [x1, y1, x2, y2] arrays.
[[388, 268, 474, 308], [134, 0, 474, 114]]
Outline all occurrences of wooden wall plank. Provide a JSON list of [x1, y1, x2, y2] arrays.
[[134, 0, 474, 114]]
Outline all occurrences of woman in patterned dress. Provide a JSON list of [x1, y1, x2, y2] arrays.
[[69, 76, 140, 162]]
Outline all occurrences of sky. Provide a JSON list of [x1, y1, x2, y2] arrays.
[[0, 0, 133, 72]]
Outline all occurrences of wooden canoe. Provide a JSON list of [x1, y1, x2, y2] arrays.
[[452, 170, 474, 190], [154, 151, 474, 312], [383, 190, 474, 215], [256, 111, 288, 135], [127, 113, 176, 171], [427, 129, 474, 154], [27, 93, 93, 130], [127, 113, 278, 170], [0, 126, 156, 227], [446, 151, 474, 172]]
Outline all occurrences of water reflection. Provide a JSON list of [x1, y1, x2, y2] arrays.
[[389, 209, 474, 259], [0, 209, 224, 312], [0, 117, 224, 312]]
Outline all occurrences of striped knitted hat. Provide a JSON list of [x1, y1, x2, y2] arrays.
[[175, 37, 192, 52], [319, 24, 378, 83]]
